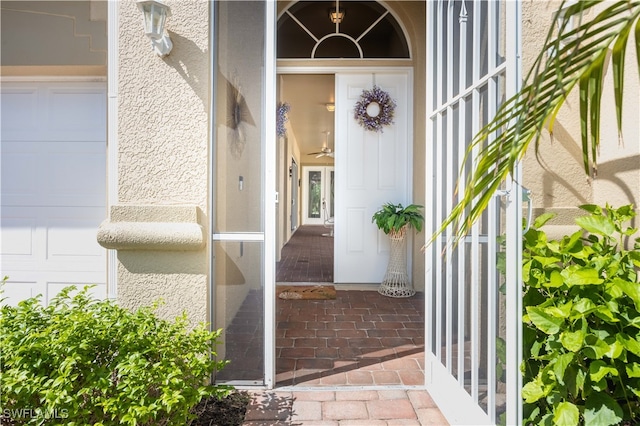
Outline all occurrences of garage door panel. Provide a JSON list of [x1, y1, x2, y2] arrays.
[[0, 280, 43, 306], [47, 282, 106, 304], [48, 90, 106, 140], [1, 82, 107, 306], [0, 216, 36, 256], [1, 141, 105, 207], [1, 277, 106, 307], [2, 211, 105, 269], [0, 89, 39, 137], [1, 149, 39, 200], [47, 213, 106, 260], [47, 149, 105, 202]]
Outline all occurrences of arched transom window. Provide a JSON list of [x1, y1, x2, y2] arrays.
[[278, 1, 410, 59]]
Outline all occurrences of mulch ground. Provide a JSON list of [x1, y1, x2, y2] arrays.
[[191, 391, 250, 426]]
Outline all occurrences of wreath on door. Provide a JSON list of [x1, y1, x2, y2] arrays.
[[353, 85, 396, 132]]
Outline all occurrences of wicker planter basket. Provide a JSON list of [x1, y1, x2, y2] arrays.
[[378, 226, 415, 298]]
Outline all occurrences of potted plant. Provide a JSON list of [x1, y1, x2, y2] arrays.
[[372, 203, 424, 297]]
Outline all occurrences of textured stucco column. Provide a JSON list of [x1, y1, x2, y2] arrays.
[[115, 0, 210, 325]]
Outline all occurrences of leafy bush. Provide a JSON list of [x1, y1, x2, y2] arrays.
[[0, 286, 230, 425], [522, 204, 640, 425]]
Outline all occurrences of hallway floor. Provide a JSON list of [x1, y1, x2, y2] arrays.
[[276, 225, 333, 282]]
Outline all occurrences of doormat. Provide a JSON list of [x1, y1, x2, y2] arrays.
[[277, 285, 336, 300]]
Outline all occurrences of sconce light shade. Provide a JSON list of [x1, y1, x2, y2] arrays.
[[325, 103, 335, 112], [137, 0, 173, 57]]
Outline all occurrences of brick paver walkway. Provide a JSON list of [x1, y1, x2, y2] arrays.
[[243, 388, 449, 425]]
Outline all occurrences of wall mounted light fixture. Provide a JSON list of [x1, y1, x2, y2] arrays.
[[137, 0, 173, 57], [325, 103, 335, 112]]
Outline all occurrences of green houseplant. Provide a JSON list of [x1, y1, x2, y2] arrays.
[[372, 202, 424, 236], [372, 203, 424, 298]]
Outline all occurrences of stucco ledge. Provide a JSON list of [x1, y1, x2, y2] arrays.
[[97, 221, 205, 251]]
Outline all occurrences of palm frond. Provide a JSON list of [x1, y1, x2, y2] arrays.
[[430, 0, 640, 246]]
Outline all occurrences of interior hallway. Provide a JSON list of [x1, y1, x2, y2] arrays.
[[276, 225, 333, 282]]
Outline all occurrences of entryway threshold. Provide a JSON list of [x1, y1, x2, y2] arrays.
[[276, 282, 382, 291], [242, 385, 449, 425], [273, 384, 426, 392]]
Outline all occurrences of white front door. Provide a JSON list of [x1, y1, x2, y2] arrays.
[[0, 82, 107, 305], [334, 72, 411, 283], [301, 166, 334, 225]]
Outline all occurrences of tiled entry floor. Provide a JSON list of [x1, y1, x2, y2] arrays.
[[276, 289, 425, 386]]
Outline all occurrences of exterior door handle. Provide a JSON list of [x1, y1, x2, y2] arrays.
[[496, 186, 533, 232], [523, 186, 532, 232]]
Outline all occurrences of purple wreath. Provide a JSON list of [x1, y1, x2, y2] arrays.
[[353, 85, 396, 132]]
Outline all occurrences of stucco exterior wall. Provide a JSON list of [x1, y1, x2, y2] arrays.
[[114, 0, 210, 325], [521, 1, 640, 233]]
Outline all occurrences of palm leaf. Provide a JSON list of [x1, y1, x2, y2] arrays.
[[430, 0, 640, 246]]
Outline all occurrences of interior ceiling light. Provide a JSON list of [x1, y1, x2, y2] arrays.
[[329, 7, 345, 24]]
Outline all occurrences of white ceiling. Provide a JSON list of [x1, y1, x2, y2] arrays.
[[280, 74, 336, 165]]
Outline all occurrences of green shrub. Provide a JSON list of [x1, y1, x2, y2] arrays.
[[522, 204, 640, 425], [0, 286, 230, 425]]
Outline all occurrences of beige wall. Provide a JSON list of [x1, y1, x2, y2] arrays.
[[275, 82, 302, 259], [392, 1, 427, 291], [113, 0, 210, 324], [521, 1, 640, 231]]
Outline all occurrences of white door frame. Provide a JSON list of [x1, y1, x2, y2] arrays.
[[290, 158, 299, 231], [210, 1, 278, 388], [301, 165, 334, 226], [277, 66, 414, 279], [107, 0, 119, 301]]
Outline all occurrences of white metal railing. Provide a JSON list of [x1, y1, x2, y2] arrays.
[[425, 1, 522, 424]]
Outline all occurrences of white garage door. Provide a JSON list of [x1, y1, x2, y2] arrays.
[[1, 81, 107, 305]]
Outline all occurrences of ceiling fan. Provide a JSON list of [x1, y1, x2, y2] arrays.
[[309, 146, 334, 158], [308, 131, 335, 158]]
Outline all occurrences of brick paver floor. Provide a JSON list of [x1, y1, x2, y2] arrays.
[[276, 290, 425, 387], [229, 225, 449, 424]]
